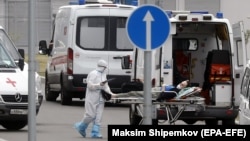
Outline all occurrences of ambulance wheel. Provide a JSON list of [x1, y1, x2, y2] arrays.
[[45, 73, 59, 101], [1, 121, 27, 130], [60, 80, 72, 105], [129, 104, 142, 125]]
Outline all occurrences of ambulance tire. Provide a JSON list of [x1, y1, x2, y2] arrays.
[[60, 79, 72, 105], [1, 120, 27, 130], [129, 104, 142, 125], [45, 73, 59, 101]]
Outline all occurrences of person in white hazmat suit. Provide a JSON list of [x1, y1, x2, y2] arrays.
[[74, 59, 116, 138]]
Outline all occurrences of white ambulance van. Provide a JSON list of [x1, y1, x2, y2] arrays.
[[121, 11, 247, 125], [0, 26, 42, 130], [38, 0, 136, 105]]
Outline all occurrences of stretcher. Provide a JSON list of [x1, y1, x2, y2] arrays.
[[111, 87, 205, 124]]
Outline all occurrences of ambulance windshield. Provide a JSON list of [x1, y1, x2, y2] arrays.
[[0, 29, 22, 61], [0, 42, 17, 68]]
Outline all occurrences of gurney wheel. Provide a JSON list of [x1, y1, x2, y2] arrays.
[[129, 104, 142, 125], [129, 104, 158, 125]]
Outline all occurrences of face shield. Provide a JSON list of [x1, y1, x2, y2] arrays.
[[96, 59, 108, 73]]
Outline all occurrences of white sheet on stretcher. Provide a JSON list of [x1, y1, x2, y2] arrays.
[[112, 87, 201, 100]]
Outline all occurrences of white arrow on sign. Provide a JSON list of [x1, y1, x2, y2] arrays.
[[143, 11, 154, 51]]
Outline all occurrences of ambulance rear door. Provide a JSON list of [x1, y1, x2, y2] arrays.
[[232, 21, 247, 106]]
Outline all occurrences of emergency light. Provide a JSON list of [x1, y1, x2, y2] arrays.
[[166, 10, 224, 20], [69, 0, 113, 5]]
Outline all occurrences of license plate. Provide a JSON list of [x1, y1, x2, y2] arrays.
[[10, 109, 28, 115]]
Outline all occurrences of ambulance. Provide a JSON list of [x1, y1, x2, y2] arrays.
[[0, 26, 42, 130], [121, 11, 247, 125], [39, 0, 136, 105]]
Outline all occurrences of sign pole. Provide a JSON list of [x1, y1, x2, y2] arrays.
[[143, 51, 152, 124], [143, 10, 153, 125], [28, 0, 36, 140], [126, 4, 170, 125]]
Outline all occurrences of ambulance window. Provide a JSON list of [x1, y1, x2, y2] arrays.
[[88, 17, 105, 27], [76, 16, 133, 51], [236, 41, 244, 67], [173, 38, 198, 51], [77, 17, 105, 49], [247, 79, 250, 98], [116, 17, 133, 50], [0, 30, 21, 60], [241, 67, 250, 97], [0, 43, 16, 66]]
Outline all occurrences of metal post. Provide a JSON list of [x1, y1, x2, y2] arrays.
[[140, 0, 153, 126], [28, 0, 36, 140], [143, 51, 152, 125]]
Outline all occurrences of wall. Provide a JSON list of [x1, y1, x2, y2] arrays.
[[1, 0, 250, 52], [0, 0, 5, 27]]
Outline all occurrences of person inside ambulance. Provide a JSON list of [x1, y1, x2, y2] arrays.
[[157, 80, 202, 101], [74, 59, 116, 138], [162, 80, 189, 92]]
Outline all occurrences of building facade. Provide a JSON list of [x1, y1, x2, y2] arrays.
[[0, 0, 249, 52]]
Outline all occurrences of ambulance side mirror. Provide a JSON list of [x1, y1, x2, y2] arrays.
[[38, 40, 48, 55], [18, 49, 25, 71]]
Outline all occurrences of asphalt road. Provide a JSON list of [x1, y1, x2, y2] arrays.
[[0, 78, 130, 141], [0, 99, 131, 141]]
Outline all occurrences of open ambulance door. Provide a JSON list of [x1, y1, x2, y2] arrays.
[[232, 21, 247, 106]]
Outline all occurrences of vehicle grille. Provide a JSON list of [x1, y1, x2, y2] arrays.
[[2, 95, 28, 103], [6, 105, 28, 109]]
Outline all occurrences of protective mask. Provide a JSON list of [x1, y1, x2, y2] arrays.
[[97, 66, 107, 73], [100, 67, 106, 73], [176, 80, 189, 89], [176, 84, 181, 89]]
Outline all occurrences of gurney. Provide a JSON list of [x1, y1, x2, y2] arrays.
[[111, 87, 205, 124]]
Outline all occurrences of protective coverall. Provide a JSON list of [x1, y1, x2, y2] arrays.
[[74, 59, 113, 138]]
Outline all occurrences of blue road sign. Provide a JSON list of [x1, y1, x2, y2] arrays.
[[126, 5, 170, 51]]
